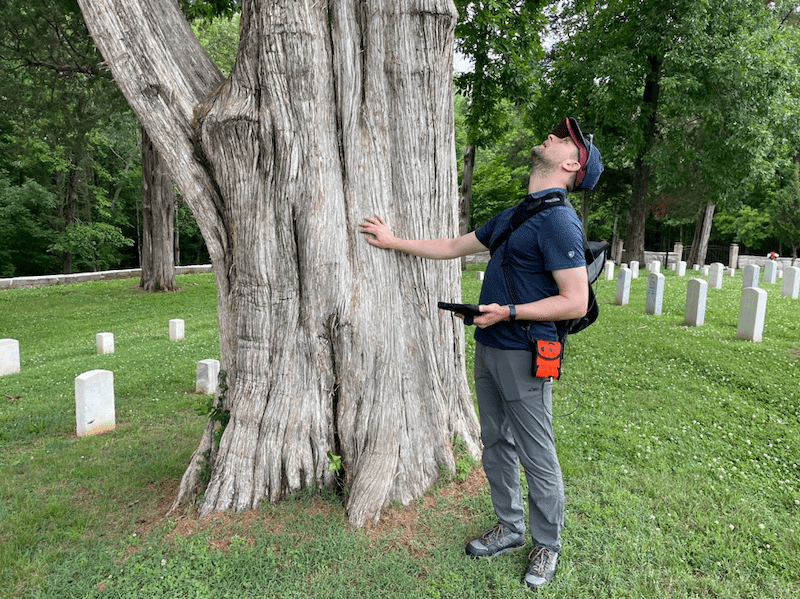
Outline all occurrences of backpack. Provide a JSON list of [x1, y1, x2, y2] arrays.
[[488, 191, 609, 342]]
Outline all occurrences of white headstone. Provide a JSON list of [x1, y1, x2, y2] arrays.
[[742, 264, 760, 289], [676, 261, 687, 277], [645, 272, 665, 315], [684, 278, 708, 326], [604, 260, 615, 281], [737, 287, 767, 342], [728, 268, 736, 277], [693, 264, 700, 271], [476, 271, 484, 282], [197, 359, 221, 395], [75, 369, 116, 436], [630, 260, 640, 279], [615, 267, 632, 306], [708, 263, 724, 289], [96, 332, 114, 355], [763, 260, 778, 284], [0, 339, 20, 376], [701, 265, 710, 276], [169, 319, 185, 341], [651, 260, 661, 274], [781, 266, 800, 299]]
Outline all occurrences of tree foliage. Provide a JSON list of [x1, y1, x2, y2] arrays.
[[535, 0, 800, 262], [48, 220, 134, 272], [769, 161, 800, 261], [0, 0, 240, 276], [3, 0, 800, 278], [0, 0, 137, 273], [454, 0, 545, 147], [0, 172, 60, 276]]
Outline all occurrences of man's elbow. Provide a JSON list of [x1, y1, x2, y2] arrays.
[[566, 292, 590, 319]]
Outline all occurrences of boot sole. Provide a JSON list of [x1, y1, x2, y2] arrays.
[[466, 541, 526, 559]]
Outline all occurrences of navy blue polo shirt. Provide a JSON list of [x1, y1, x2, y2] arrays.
[[473, 188, 586, 350]]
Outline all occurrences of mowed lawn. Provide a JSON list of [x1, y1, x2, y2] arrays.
[[0, 266, 798, 598]]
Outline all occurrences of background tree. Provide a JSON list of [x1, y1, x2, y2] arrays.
[[540, 0, 799, 265], [0, 0, 138, 274], [138, 3, 240, 292], [454, 0, 545, 263], [139, 127, 176, 291], [0, 173, 60, 277], [769, 161, 800, 264], [76, 0, 481, 526], [0, 0, 230, 279]]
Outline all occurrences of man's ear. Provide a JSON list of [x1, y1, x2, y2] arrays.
[[561, 159, 581, 175]]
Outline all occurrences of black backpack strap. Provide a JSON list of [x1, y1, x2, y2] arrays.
[[492, 191, 598, 347], [488, 190, 567, 257], [492, 190, 567, 345]]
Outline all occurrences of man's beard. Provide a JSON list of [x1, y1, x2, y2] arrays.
[[530, 146, 556, 174]]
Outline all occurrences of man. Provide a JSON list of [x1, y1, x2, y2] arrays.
[[359, 117, 603, 591]]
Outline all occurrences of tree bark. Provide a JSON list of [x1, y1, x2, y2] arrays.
[[140, 126, 177, 291], [687, 202, 715, 268], [57, 158, 82, 274], [458, 143, 475, 270], [78, 0, 480, 526], [624, 54, 662, 264]]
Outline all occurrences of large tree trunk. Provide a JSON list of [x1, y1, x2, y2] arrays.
[[78, 0, 480, 526], [58, 158, 81, 274], [140, 126, 177, 291], [458, 143, 475, 270], [624, 54, 662, 265], [687, 201, 715, 268], [625, 158, 651, 264]]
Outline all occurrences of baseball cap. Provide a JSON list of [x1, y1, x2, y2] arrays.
[[550, 117, 604, 191]]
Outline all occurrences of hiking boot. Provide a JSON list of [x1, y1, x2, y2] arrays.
[[465, 523, 525, 558], [524, 546, 558, 590]]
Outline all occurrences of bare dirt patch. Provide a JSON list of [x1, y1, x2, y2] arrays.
[[363, 466, 488, 556], [127, 467, 489, 555]]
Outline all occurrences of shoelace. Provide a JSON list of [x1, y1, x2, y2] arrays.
[[528, 546, 554, 575], [480, 523, 506, 542]]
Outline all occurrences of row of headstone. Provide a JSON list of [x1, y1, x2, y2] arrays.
[[609, 260, 800, 299], [73, 357, 220, 437], [72, 357, 219, 437], [95, 320, 186, 356], [614, 266, 795, 342], [2, 320, 218, 438], [742, 264, 800, 298], [617, 259, 751, 283], [2, 320, 189, 379]]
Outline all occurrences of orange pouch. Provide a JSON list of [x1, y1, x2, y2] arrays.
[[533, 340, 562, 380]]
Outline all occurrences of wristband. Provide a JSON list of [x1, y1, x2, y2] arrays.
[[508, 304, 516, 322]]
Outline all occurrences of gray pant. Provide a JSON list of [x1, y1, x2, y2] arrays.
[[474, 342, 564, 553]]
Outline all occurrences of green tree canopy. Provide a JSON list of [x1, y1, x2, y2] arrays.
[[537, 0, 800, 262]]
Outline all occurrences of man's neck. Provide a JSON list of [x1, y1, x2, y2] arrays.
[[528, 170, 568, 194]]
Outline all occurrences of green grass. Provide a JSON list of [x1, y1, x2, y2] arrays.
[[1, 267, 798, 598]]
